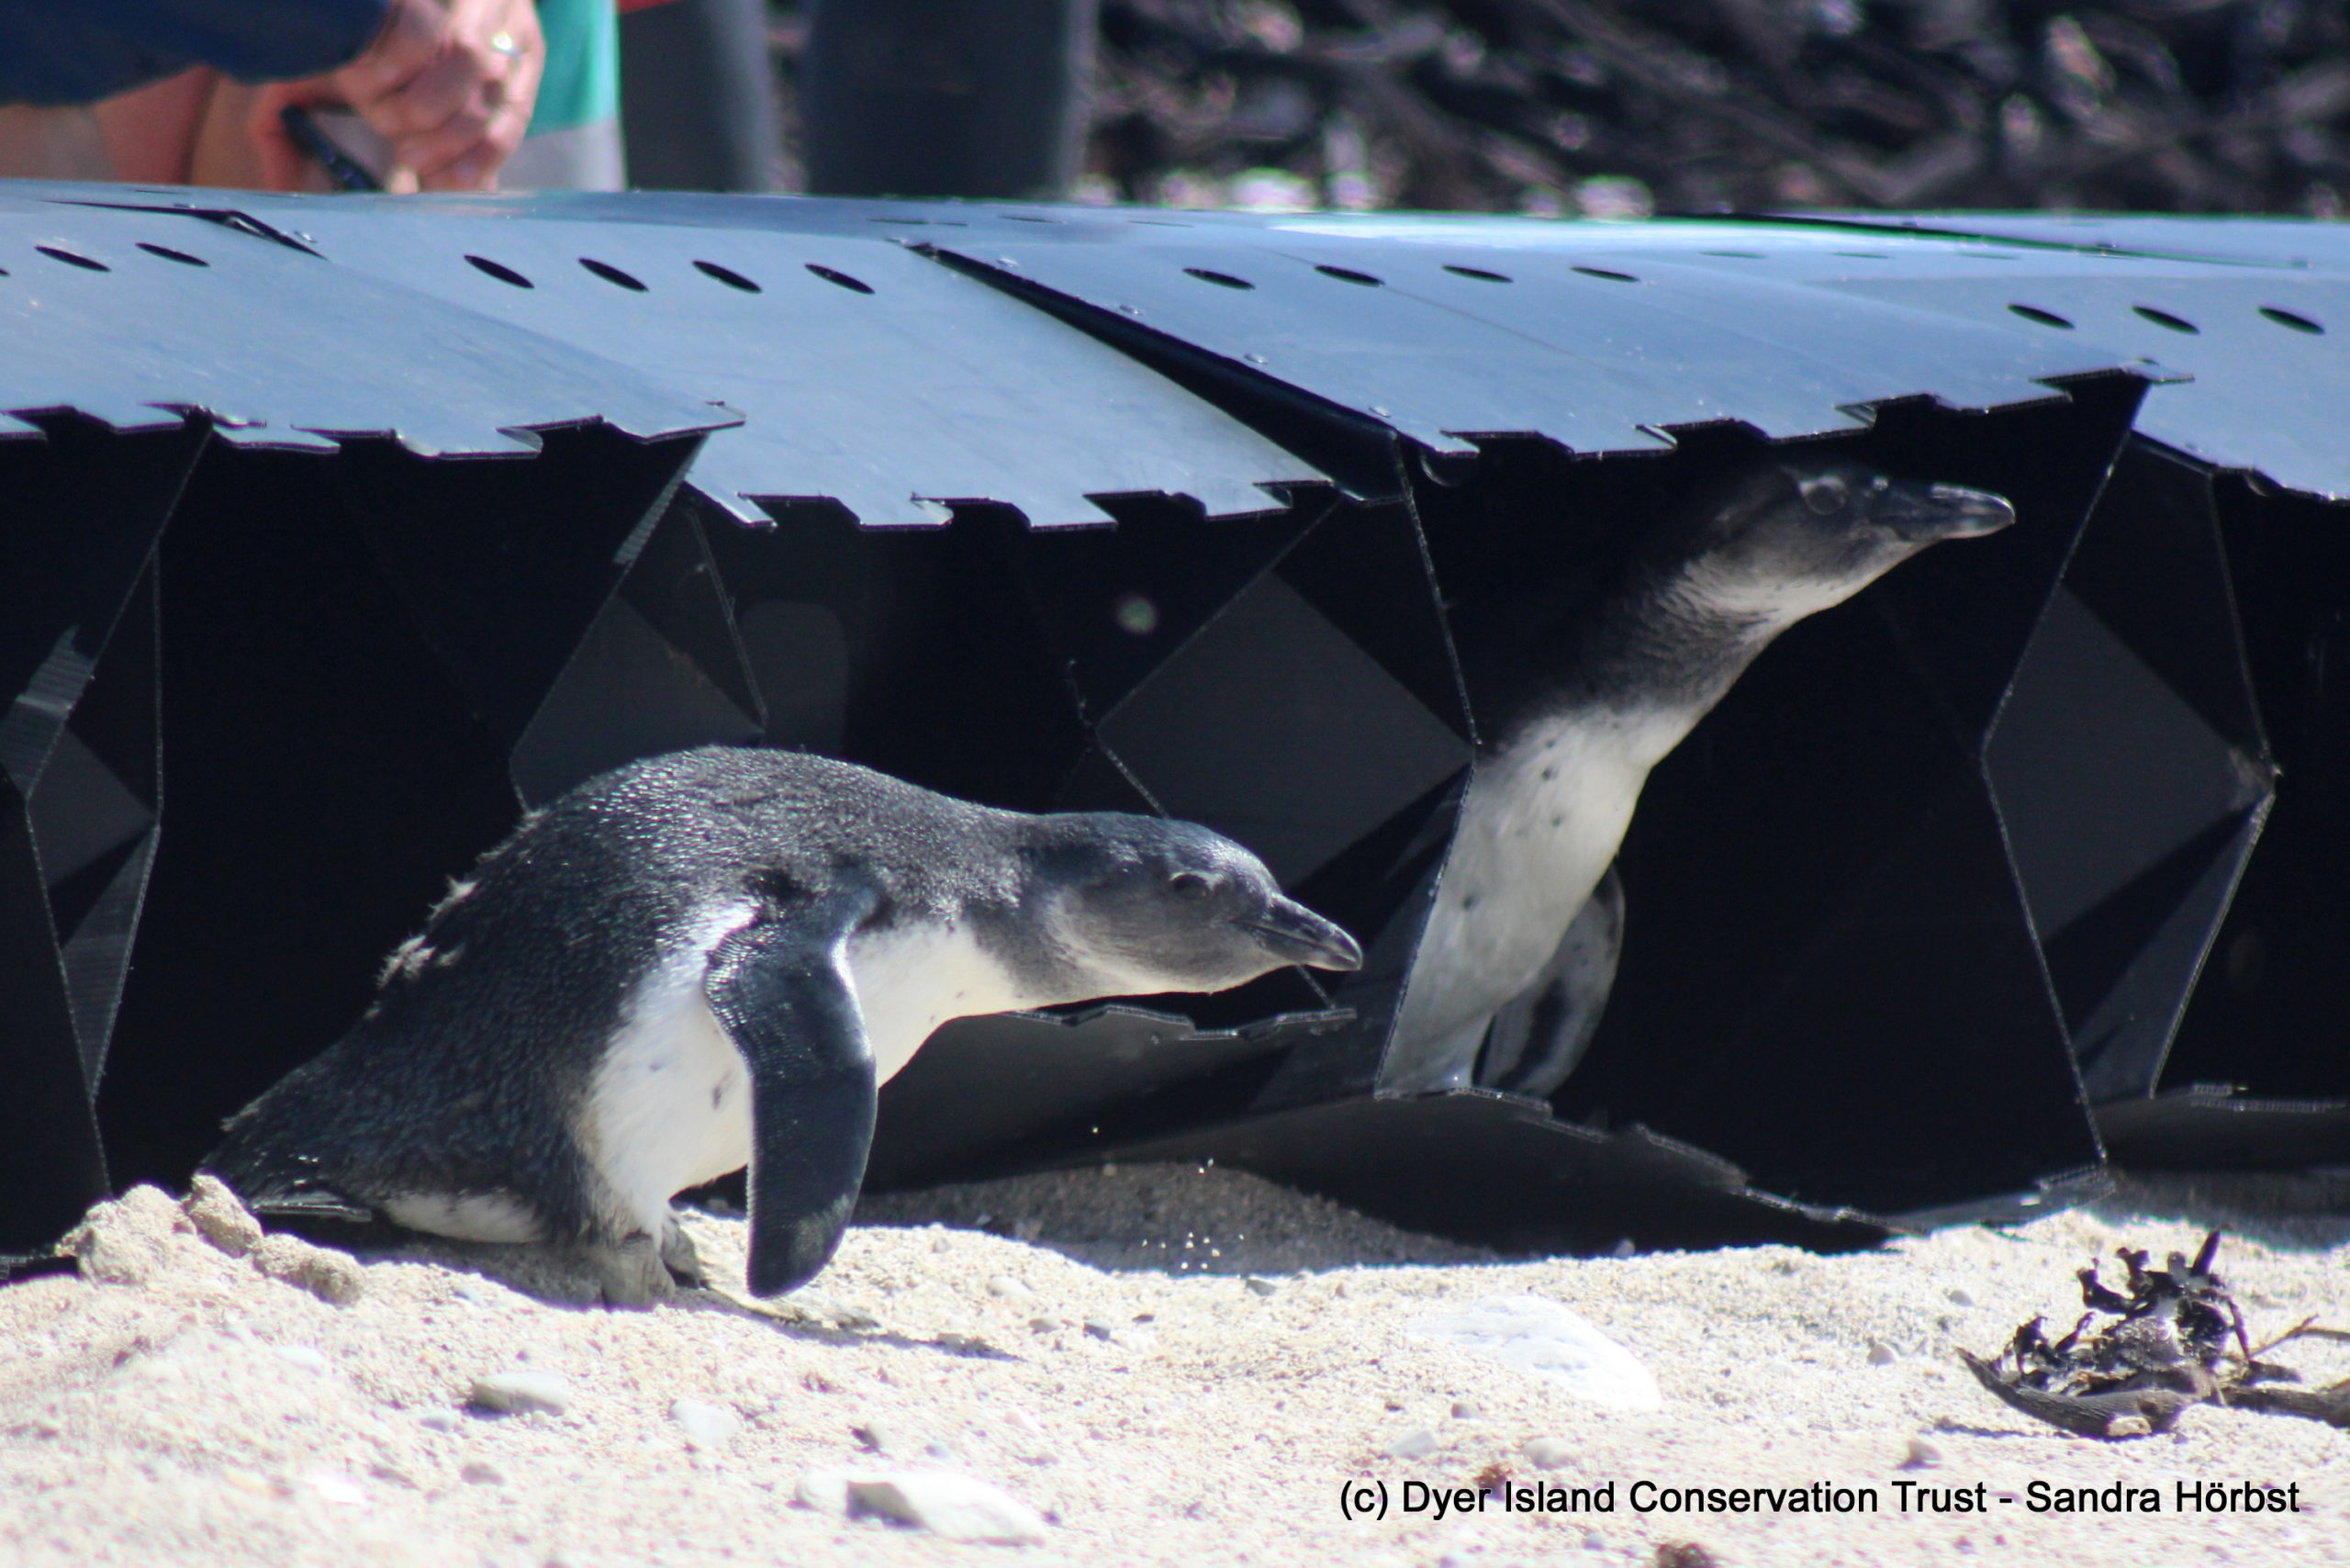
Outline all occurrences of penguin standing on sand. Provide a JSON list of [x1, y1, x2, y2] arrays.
[[1383, 458, 2016, 1096], [207, 748, 1361, 1304]]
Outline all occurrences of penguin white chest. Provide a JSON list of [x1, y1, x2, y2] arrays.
[[585, 907, 762, 1237], [845, 918, 1028, 1081], [584, 909, 1023, 1238], [1385, 707, 1690, 1090], [1424, 711, 1679, 1002]]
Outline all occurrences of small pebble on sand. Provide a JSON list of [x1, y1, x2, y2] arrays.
[[1245, 1277, 1280, 1297], [219, 1466, 281, 1497], [1867, 1340, 1898, 1366], [460, 1462, 506, 1486], [987, 1274, 1035, 1300], [182, 1176, 264, 1258], [1655, 1542, 1721, 1567], [1384, 1426, 1439, 1459], [1408, 1296, 1662, 1411], [1522, 1437, 1576, 1471], [1450, 1400, 1481, 1420], [670, 1399, 741, 1451], [249, 1235, 366, 1305], [468, 1371, 572, 1417], [848, 1472, 1051, 1544], [795, 1469, 852, 1516], [1901, 1436, 1943, 1470]]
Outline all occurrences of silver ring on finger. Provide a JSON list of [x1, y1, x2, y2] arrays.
[[488, 29, 521, 58]]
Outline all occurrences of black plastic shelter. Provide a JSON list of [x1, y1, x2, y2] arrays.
[[3, 182, 2340, 1263]]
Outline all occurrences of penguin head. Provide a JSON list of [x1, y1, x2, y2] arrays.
[[1024, 816, 1363, 997], [1673, 460, 2015, 629]]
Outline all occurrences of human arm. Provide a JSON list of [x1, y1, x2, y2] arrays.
[[0, 0, 389, 106]]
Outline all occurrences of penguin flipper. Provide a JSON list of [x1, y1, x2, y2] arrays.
[[1477, 863, 1626, 1099], [703, 886, 882, 1298]]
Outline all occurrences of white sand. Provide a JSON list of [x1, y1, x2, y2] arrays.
[[3, 1165, 2344, 1567]]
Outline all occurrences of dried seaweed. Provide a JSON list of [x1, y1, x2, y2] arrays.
[[1963, 1230, 2350, 1439]]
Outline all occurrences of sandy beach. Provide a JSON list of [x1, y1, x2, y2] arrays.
[[2, 1164, 2344, 1567]]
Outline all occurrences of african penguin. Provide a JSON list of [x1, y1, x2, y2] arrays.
[[1382, 458, 2016, 1095], [205, 747, 1361, 1304]]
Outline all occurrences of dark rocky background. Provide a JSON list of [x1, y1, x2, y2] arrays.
[[764, 0, 2350, 214]]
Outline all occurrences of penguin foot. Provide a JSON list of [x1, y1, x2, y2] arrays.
[[588, 1233, 678, 1308], [659, 1214, 708, 1289]]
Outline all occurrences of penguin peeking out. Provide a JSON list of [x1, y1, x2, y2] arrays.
[[1384, 457, 2017, 1098], [205, 749, 1362, 1305]]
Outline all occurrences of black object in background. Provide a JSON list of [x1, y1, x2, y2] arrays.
[[2163, 472, 2350, 1103], [278, 105, 381, 193], [0, 417, 197, 1258], [800, 0, 1095, 199], [619, 0, 779, 192]]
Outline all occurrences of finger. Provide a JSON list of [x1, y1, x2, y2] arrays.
[[462, 0, 543, 67], [467, 13, 544, 185], [397, 46, 535, 187], [247, 113, 308, 192], [367, 0, 541, 185], [347, 0, 450, 105], [357, 41, 488, 141], [364, 0, 539, 136], [490, 0, 545, 106], [381, 90, 498, 182], [403, 92, 531, 190], [246, 81, 346, 192]]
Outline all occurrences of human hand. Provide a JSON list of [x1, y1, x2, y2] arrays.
[[247, 0, 543, 193]]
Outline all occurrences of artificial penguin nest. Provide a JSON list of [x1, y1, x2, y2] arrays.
[[1962, 1230, 2350, 1439]]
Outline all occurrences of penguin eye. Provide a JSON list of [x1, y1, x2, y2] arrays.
[[1169, 872, 1213, 901], [1799, 475, 1850, 516]]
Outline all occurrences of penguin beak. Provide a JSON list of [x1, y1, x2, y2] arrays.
[[1877, 480, 2016, 543], [1237, 898, 1363, 972]]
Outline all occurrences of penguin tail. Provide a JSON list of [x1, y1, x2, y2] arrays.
[[239, 1187, 380, 1226], [199, 1134, 381, 1228]]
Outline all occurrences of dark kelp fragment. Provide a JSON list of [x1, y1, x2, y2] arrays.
[[1963, 1231, 2350, 1439]]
